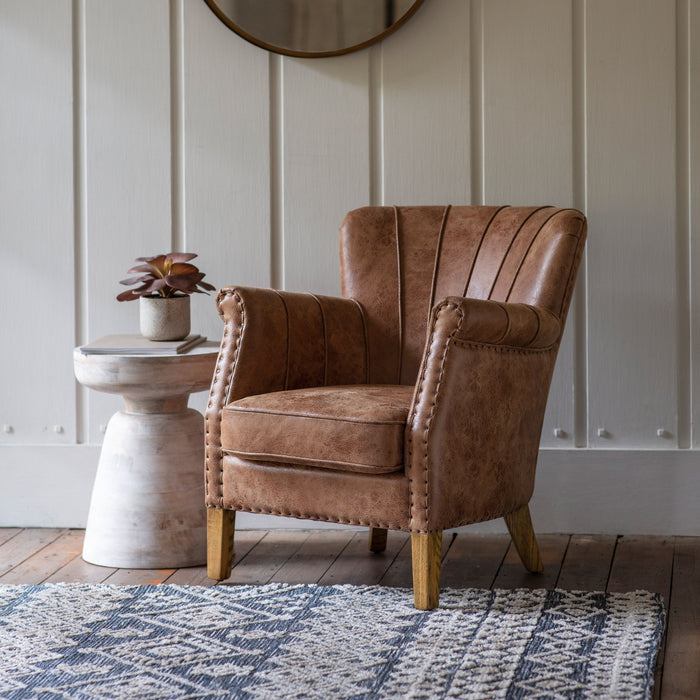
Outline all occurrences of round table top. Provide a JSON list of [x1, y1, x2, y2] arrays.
[[73, 341, 220, 398]]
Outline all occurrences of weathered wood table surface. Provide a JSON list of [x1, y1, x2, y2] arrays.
[[73, 343, 218, 568]]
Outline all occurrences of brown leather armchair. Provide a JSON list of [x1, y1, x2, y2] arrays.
[[205, 205, 586, 609]]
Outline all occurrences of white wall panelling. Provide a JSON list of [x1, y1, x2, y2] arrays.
[[1, 0, 698, 533], [83, 0, 174, 441], [482, 0, 574, 208], [282, 52, 370, 296], [381, 0, 471, 205], [481, 0, 577, 448], [0, 0, 76, 445], [183, 0, 271, 351], [586, 0, 678, 448]]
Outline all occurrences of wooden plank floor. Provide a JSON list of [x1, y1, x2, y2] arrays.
[[0, 529, 697, 699]]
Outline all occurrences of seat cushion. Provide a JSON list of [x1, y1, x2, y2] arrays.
[[221, 385, 413, 474]]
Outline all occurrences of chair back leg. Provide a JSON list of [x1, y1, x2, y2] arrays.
[[504, 504, 544, 573], [412, 531, 442, 610], [207, 508, 236, 580], [368, 527, 388, 552]]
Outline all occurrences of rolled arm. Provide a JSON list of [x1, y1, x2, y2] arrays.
[[205, 286, 369, 507], [448, 296, 561, 349], [406, 297, 561, 532]]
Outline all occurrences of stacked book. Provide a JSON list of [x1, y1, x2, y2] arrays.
[[79, 334, 206, 355]]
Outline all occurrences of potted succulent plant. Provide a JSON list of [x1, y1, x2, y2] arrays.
[[117, 253, 215, 340]]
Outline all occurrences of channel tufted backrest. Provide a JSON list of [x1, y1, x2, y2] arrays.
[[340, 205, 586, 385]]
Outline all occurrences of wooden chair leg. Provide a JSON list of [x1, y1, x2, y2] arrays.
[[411, 531, 442, 610], [368, 527, 388, 552], [504, 504, 544, 573], [207, 508, 236, 580]]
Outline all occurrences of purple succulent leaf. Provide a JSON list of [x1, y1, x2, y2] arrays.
[[143, 255, 168, 276], [119, 275, 152, 286], [187, 277, 215, 294], [126, 264, 155, 275], [116, 289, 141, 301], [143, 278, 167, 293], [166, 253, 198, 263], [121, 253, 210, 298], [116, 282, 152, 301], [165, 272, 204, 292], [168, 262, 200, 275]]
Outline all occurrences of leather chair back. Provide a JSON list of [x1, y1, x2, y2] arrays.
[[340, 206, 585, 385]]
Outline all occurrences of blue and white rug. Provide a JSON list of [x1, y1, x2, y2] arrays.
[[0, 584, 664, 699]]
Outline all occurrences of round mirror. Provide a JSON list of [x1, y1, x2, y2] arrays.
[[203, 0, 425, 58]]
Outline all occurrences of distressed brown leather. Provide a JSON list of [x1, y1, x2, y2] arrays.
[[340, 206, 583, 383], [205, 288, 368, 506], [222, 385, 412, 474], [223, 455, 410, 531], [405, 298, 560, 531], [205, 205, 587, 532]]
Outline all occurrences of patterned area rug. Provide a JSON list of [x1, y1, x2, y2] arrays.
[[0, 584, 663, 699]]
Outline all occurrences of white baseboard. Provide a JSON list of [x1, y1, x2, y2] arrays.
[[527, 449, 700, 536], [0, 445, 97, 528], [1, 446, 698, 534]]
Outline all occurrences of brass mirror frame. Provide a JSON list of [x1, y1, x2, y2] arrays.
[[203, 0, 426, 58]]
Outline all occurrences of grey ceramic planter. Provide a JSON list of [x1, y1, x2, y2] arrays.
[[139, 295, 191, 341]]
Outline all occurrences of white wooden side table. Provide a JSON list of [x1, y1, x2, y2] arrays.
[[73, 343, 219, 569]]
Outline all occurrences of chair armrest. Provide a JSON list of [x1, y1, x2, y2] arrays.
[[215, 286, 369, 397], [448, 296, 561, 349], [406, 297, 561, 532], [205, 286, 369, 507]]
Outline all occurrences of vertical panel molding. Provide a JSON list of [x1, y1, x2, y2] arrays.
[[676, 0, 691, 448], [369, 44, 383, 207], [270, 52, 284, 290], [170, 0, 186, 252], [689, 0, 700, 446], [470, 0, 484, 205], [572, 0, 588, 447], [73, 0, 88, 444]]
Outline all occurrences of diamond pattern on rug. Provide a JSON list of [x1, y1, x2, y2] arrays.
[[0, 584, 664, 699]]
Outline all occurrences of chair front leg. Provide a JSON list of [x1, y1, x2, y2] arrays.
[[504, 504, 543, 573], [411, 531, 442, 610], [207, 508, 236, 580]]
